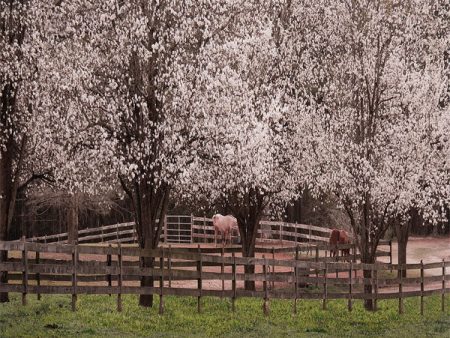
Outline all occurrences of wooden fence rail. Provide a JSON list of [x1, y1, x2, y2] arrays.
[[0, 241, 447, 316], [25, 217, 392, 266], [27, 216, 364, 245]]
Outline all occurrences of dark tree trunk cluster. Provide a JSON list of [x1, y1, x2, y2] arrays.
[[0, 149, 12, 302], [394, 215, 412, 278], [67, 196, 79, 245], [226, 187, 267, 291], [122, 178, 170, 307], [343, 196, 392, 311]]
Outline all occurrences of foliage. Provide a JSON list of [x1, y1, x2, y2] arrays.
[[281, 0, 450, 262]]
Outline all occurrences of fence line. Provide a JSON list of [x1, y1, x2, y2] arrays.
[[26, 216, 339, 245], [0, 240, 447, 316], [25, 217, 392, 263]]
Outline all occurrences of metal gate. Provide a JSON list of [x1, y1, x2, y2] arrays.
[[164, 215, 192, 243]]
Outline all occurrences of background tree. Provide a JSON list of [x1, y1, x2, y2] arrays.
[[182, 6, 306, 290], [288, 0, 450, 309], [0, 0, 52, 302], [32, 0, 248, 307]]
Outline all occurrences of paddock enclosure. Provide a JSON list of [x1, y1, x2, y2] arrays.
[[24, 215, 348, 246], [0, 216, 448, 316]]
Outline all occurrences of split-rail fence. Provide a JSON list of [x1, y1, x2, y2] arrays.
[[23, 216, 394, 267], [25, 216, 338, 245], [0, 240, 447, 316]]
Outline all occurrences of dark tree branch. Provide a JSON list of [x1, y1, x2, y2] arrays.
[[17, 172, 54, 194]]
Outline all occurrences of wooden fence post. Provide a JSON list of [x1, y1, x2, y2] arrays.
[[315, 247, 319, 288], [442, 259, 446, 313], [420, 260, 424, 315], [178, 216, 181, 243], [272, 247, 275, 289], [308, 225, 312, 249], [389, 240, 393, 273], [168, 245, 172, 288], [348, 262, 352, 312], [117, 243, 123, 312], [294, 245, 299, 314], [398, 263, 403, 315], [159, 247, 164, 315], [107, 244, 112, 296], [263, 255, 269, 316], [279, 223, 282, 244], [322, 263, 327, 310], [71, 244, 78, 312], [232, 252, 236, 312], [335, 249, 338, 279], [203, 216, 207, 244], [373, 266, 378, 311], [221, 246, 225, 298], [190, 214, 194, 243], [197, 245, 202, 313], [164, 216, 168, 244], [21, 237, 28, 306], [36, 250, 41, 300]]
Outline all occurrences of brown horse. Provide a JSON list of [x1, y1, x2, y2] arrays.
[[329, 229, 340, 257], [338, 230, 350, 257], [329, 229, 351, 258]]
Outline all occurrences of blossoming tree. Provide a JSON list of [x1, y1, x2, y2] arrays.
[[286, 0, 449, 309], [182, 3, 306, 290], [32, 0, 253, 307]]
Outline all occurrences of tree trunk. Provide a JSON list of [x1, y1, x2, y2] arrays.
[[394, 217, 410, 278], [227, 188, 265, 292], [363, 267, 373, 310], [237, 210, 261, 291], [352, 212, 377, 311], [242, 242, 256, 290], [397, 240, 407, 278], [138, 188, 155, 307], [0, 11, 25, 301], [0, 143, 13, 303], [139, 255, 154, 307], [135, 182, 170, 308], [67, 196, 79, 244], [139, 243, 155, 307], [344, 198, 391, 311], [360, 251, 376, 311]]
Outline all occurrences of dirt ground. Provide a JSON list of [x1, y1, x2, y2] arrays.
[[387, 236, 450, 264], [378, 236, 450, 276]]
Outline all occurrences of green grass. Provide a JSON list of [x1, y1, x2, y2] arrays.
[[0, 294, 449, 337]]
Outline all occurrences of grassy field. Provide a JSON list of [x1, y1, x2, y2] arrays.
[[0, 294, 449, 337]]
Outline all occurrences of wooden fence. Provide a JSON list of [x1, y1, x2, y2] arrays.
[[26, 216, 335, 245], [26, 222, 137, 244], [0, 240, 447, 316], [24, 217, 393, 268], [24, 217, 393, 266]]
